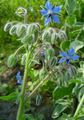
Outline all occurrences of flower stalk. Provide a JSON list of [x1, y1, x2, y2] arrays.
[[14, 45, 24, 56], [26, 71, 53, 100], [74, 94, 84, 118], [27, 74, 49, 98], [16, 50, 31, 120]]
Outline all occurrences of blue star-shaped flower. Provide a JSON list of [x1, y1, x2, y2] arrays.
[[40, 1, 61, 25], [16, 71, 23, 85], [58, 48, 79, 64]]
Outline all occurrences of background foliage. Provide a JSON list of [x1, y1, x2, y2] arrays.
[[0, 0, 84, 120]]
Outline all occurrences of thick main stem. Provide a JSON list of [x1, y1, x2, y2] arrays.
[[16, 51, 30, 120], [74, 94, 84, 117]]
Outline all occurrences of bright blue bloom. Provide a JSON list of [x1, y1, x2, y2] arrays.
[[59, 48, 79, 64], [16, 71, 23, 85], [40, 1, 61, 25]]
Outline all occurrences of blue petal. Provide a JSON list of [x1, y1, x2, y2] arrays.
[[58, 57, 66, 63], [40, 9, 48, 16], [16, 71, 21, 80], [45, 1, 53, 10], [16, 71, 23, 84], [71, 55, 79, 61], [52, 6, 61, 13], [44, 16, 51, 25], [52, 15, 60, 23], [17, 79, 23, 84], [60, 52, 68, 57], [68, 48, 75, 56], [17, 71, 20, 75]]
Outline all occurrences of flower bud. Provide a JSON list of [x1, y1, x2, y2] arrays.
[[51, 32, 59, 44], [58, 30, 67, 40], [42, 28, 56, 43], [7, 54, 17, 68], [16, 23, 27, 37], [21, 23, 40, 44], [9, 25, 17, 35], [21, 34, 35, 44], [15, 7, 27, 17], [26, 23, 40, 36], [4, 22, 13, 32]]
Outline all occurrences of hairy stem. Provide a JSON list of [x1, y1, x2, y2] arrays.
[[28, 75, 49, 98], [27, 71, 52, 99], [74, 94, 84, 117], [14, 45, 24, 55], [16, 51, 30, 120]]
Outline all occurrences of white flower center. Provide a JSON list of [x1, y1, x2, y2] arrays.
[[48, 10, 52, 15]]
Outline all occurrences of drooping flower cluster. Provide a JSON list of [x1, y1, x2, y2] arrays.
[[40, 1, 61, 25], [59, 48, 79, 64]]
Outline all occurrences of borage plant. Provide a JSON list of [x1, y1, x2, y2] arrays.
[[4, 0, 84, 120]]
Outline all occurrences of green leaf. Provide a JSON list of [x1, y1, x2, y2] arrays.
[[78, 61, 84, 79], [57, 114, 72, 120], [65, 0, 77, 15], [27, 114, 35, 120], [69, 28, 81, 38], [69, 79, 84, 84], [52, 103, 69, 119], [65, 15, 76, 26], [78, 87, 84, 101], [36, 94, 42, 106], [60, 40, 70, 51], [0, 91, 19, 101], [73, 84, 84, 100], [53, 84, 74, 100], [77, 28, 84, 42], [70, 40, 84, 52]]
